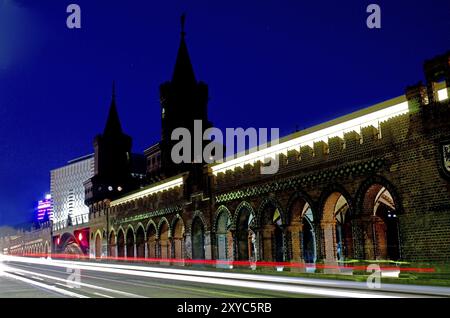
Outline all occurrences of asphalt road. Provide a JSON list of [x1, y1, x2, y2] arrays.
[[1, 255, 449, 298]]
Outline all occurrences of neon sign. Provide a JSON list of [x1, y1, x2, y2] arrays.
[[37, 194, 53, 222]]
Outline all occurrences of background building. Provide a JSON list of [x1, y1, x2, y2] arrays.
[[51, 154, 95, 232]]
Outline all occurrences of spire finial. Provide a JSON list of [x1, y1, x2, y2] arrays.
[[181, 13, 186, 38]]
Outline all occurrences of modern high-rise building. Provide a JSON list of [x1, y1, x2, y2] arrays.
[[51, 154, 95, 231]]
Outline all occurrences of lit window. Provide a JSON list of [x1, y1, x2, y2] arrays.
[[437, 88, 448, 101]]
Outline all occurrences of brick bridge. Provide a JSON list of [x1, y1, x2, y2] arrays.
[[4, 49, 450, 266], [82, 54, 450, 264]]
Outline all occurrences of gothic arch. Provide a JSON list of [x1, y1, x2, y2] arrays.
[[135, 223, 146, 258], [189, 210, 209, 233], [146, 219, 157, 236], [354, 175, 403, 260], [171, 214, 185, 232], [116, 227, 126, 258], [213, 206, 233, 233], [234, 201, 256, 261], [117, 226, 126, 237], [95, 230, 102, 258], [233, 201, 255, 230], [319, 183, 354, 261], [135, 223, 146, 241], [256, 196, 286, 227], [44, 241, 50, 255], [146, 220, 158, 259], [126, 224, 135, 238], [286, 190, 316, 222], [286, 190, 318, 263], [157, 217, 171, 238], [172, 214, 185, 259], [94, 229, 103, 239], [318, 183, 355, 221], [59, 232, 83, 255], [191, 215, 206, 260], [214, 206, 233, 261], [256, 197, 286, 262], [125, 225, 135, 259], [158, 217, 171, 259], [108, 228, 117, 258], [355, 175, 403, 216]]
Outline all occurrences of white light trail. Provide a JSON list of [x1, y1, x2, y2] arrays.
[[5, 264, 145, 298], [0, 264, 87, 298], [2, 255, 401, 298]]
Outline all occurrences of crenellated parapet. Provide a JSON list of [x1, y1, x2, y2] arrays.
[[107, 174, 186, 220], [212, 111, 412, 192]]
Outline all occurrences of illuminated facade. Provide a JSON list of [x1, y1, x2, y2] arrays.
[[51, 154, 95, 231], [4, 20, 450, 265], [83, 45, 450, 263]]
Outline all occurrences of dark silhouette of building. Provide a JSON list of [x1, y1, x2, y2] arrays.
[[84, 83, 145, 205], [158, 14, 212, 190]]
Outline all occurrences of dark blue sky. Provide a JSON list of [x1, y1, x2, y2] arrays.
[[0, 0, 449, 226]]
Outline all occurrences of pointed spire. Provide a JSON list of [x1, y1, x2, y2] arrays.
[[181, 13, 186, 38], [172, 13, 197, 86], [103, 81, 123, 136]]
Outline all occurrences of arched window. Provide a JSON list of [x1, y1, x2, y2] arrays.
[[216, 211, 231, 260], [322, 192, 352, 262], [192, 217, 205, 260], [361, 185, 400, 260]]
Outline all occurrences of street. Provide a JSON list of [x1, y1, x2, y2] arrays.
[[1, 255, 450, 298]]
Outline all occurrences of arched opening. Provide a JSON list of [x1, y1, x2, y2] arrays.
[[117, 230, 125, 258], [173, 218, 185, 259], [322, 192, 353, 262], [192, 217, 205, 260], [361, 184, 400, 260], [44, 242, 50, 257], [159, 221, 170, 259], [216, 211, 231, 260], [147, 224, 157, 258], [289, 198, 317, 263], [95, 233, 102, 259], [126, 228, 135, 259], [136, 226, 145, 259], [260, 202, 284, 262], [236, 206, 255, 261], [59, 233, 84, 255], [302, 206, 316, 263], [109, 232, 116, 258]]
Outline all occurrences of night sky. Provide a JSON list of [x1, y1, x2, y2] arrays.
[[0, 0, 449, 226]]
